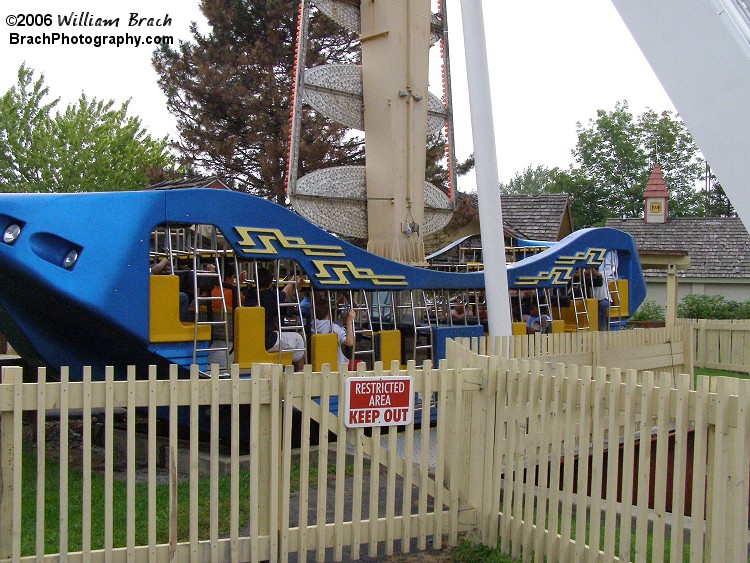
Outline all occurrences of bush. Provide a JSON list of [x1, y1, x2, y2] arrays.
[[677, 294, 750, 320], [630, 299, 665, 322]]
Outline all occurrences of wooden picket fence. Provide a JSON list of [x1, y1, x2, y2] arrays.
[[1, 325, 748, 561], [0, 361, 485, 562], [679, 318, 750, 374]]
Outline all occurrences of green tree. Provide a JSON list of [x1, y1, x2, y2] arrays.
[[572, 101, 704, 221], [0, 65, 172, 193], [153, 0, 364, 204], [499, 164, 556, 195]]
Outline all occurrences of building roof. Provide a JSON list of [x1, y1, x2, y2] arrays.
[[469, 193, 572, 241], [146, 176, 232, 191], [606, 216, 750, 279]]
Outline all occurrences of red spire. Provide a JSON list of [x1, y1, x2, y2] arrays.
[[643, 163, 668, 198], [643, 163, 668, 223]]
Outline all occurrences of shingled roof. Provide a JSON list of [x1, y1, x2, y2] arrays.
[[469, 193, 572, 241], [605, 217, 750, 279]]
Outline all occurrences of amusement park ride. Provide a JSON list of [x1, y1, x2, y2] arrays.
[[0, 0, 652, 384]]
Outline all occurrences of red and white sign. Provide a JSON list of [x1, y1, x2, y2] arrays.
[[344, 376, 413, 428]]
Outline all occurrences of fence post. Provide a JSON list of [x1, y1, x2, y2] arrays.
[[455, 346, 494, 543], [696, 319, 707, 369], [0, 367, 19, 559], [257, 364, 275, 540]]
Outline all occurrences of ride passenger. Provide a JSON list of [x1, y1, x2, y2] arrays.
[[526, 302, 550, 334], [244, 267, 306, 370], [312, 293, 355, 368]]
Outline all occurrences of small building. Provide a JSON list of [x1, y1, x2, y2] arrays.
[[606, 164, 750, 307], [425, 192, 574, 254]]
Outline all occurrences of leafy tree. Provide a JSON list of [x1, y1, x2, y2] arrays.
[[572, 100, 704, 222], [499, 164, 556, 195], [153, 0, 364, 204], [0, 65, 172, 193], [702, 168, 735, 217]]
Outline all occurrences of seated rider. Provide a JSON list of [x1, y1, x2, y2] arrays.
[[244, 267, 305, 370], [526, 302, 551, 334]]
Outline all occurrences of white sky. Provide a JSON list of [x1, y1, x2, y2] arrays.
[[1, 0, 676, 187]]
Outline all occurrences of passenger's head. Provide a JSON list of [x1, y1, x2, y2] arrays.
[[256, 267, 273, 289], [314, 294, 331, 321]]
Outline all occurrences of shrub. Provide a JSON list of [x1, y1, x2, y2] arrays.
[[630, 299, 665, 322], [676, 294, 750, 319]]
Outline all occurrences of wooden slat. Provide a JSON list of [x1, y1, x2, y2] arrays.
[[432, 362, 448, 551], [298, 367, 312, 558], [520, 361, 539, 561], [59, 367, 69, 558], [669, 374, 690, 563], [316, 366, 331, 562], [280, 365, 295, 561], [400, 361, 416, 554], [559, 364, 577, 562], [652, 372, 672, 562], [104, 366, 114, 557], [417, 361, 433, 552], [35, 368, 46, 559], [210, 364, 220, 561], [189, 364, 200, 559], [11, 368, 22, 561], [168, 365, 178, 560], [588, 366, 607, 559], [634, 371, 654, 562], [230, 365, 240, 562], [126, 365, 136, 559], [573, 366, 591, 562], [709, 378, 729, 563], [533, 366, 552, 560], [250, 365, 261, 562], [689, 377, 709, 562], [148, 365, 158, 561], [81, 367, 92, 561], [603, 368, 622, 560], [334, 365, 348, 561], [545, 365, 565, 561], [269, 364, 281, 563], [618, 369, 637, 562], [732, 379, 750, 562], [368, 414, 382, 556], [449, 358, 464, 548], [510, 361, 527, 560]]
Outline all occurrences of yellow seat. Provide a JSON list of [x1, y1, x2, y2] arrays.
[[234, 307, 291, 367], [608, 279, 629, 318], [377, 329, 402, 366], [311, 332, 340, 371], [149, 275, 210, 343], [512, 322, 527, 336]]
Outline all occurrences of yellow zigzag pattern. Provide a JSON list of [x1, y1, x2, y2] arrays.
[[311, 260, 408, 286], [515, 248, 607, 287], [234, 227, 345, 256], [233, 227, 407, 286]]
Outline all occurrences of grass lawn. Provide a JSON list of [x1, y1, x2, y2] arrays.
[[20, 445, 343, 556], [694, 366, 750, 379]]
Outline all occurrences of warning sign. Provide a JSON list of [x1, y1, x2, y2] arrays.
[[344, 376, 414, 428]]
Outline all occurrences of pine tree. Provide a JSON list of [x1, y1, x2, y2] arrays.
[[153, 0, 364, 204]]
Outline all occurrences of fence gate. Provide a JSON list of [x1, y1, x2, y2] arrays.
[[0, 359, 488, 562]]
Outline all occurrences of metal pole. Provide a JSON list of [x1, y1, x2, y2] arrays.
[[459, 0, 511, 336]]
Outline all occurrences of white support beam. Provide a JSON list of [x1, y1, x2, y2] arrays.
[[609, 0, 750, 233]]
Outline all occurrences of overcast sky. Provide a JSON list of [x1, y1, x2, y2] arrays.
[[1, 0, 676, 187]]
